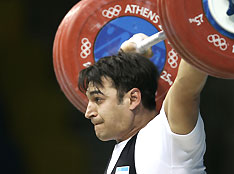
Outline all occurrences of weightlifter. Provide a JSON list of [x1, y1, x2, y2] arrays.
[[78, 34, 208, 174]]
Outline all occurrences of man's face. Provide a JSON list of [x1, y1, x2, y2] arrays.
[[85, 77, 134, 142]]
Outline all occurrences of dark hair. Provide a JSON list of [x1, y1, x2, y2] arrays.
[[78, 51, 159, 110]]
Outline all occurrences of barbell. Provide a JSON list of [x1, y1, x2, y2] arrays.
[[53, 0, 234, 113]]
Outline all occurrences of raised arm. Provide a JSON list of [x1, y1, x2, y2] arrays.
[[164, 59, 208, 134]]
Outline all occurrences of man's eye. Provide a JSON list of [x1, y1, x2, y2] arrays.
[[94, 97, 103, 104]]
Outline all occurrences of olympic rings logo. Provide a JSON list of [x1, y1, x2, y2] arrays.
[[168, 49, 178, 69], [207, 34, 228, 51], [102, 5, 122, 18], [80, 38, 92, 59]]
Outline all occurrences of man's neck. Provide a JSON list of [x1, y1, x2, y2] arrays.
[[116, 107, 157, 143]]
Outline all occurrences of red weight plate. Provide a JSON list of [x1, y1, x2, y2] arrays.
[[157, 0, 234, 79], [53, 0, 181, 113]]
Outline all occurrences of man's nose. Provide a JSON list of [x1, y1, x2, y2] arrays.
[[85, 102, 98, 119]]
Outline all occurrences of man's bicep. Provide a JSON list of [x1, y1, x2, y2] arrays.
[[164, 79, 200, 135], [164, 60, 207, 135]]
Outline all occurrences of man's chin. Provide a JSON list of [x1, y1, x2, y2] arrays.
[[95, 132, 113, 142]]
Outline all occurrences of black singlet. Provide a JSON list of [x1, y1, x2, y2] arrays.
[[104, 134, 138, 174]]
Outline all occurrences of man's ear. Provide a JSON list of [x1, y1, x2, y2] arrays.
[[128, 88, 141, 110]]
